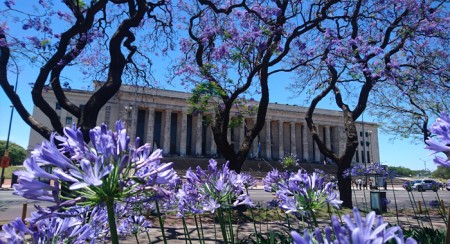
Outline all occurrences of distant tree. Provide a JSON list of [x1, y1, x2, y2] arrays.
[[387, 166, 416, 177], [0, 141, 26, 166], [0, 0, 173, 141], [431, 166, 450, 179]]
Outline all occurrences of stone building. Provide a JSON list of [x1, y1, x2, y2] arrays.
[[28, 82, 380, 164]]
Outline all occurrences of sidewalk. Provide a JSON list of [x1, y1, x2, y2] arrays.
[[0, 178, 13, 190]]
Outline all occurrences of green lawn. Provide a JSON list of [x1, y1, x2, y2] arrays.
[[1, 166, 24, 178]]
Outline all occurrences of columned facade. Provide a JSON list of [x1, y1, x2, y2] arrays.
[[28, 83, 381, 163]]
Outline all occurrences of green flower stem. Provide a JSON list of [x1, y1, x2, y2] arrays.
[[352, 187, 358, 208], [181, 217, 192, 244], [227, 208, 235, 243], [446, 207, 450, 244], [245, 189, 258, 235], [106, 198, 119, 244], [285, 213, 291, 231], [390, 179, 400, 226], [362, 188, 368, 213], [155, 200, 167, 244], [248, 207, 258, 234], [193, 215, 203, 244], [199, 215, 205, 241], [419, 191, 434, 229], [310, 210, 318, 227], [407, 191, 422, 227], [434, 192, 448, 226], [134, 233, 140, 244], [217, 208, 229, 243]]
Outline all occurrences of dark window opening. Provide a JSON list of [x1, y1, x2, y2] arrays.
[[170, 113, 177, 154], [136, 109, 146, 146], [153, 111, 162, 149], [186, 115, 192, 155]]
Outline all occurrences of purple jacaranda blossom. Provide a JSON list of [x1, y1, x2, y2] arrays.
[[425, 113, 450, 167]]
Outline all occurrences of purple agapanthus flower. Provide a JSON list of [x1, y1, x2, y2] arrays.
[[176, 160, 254, 215], [426, 113, 450, 167], [291, 208, 417, 243], [12, 120, 178, 227], [276, 170, 342, 217], [0, 218, 31, 244]]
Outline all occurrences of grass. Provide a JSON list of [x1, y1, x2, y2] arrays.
[[1, 165, 24, 178]]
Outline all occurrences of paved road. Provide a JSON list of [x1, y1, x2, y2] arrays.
[[1, 188, 450, 224]]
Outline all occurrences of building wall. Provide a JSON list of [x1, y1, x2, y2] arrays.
[[27, 84, 380, 164]]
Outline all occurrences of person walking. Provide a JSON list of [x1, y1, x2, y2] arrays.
[[357, 178, 362, 190]]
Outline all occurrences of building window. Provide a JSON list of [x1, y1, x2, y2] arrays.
[[365, 131, 369, 137], [55, 102, 61, 110], [360, 141, 364, 146], [355, 150, 359, 163], [359, 131, 362, 137], [65, 116, 72, 125]]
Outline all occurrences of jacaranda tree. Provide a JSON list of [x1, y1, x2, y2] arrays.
[[176, 0, 340, 172], [286, 0, 449, 207], [0, 0, 173, 141]]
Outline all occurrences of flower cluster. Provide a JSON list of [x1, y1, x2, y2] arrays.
[[274, 170, 342, 225], [343, 162, 388, 178], [3, 121, 179, 243], [425, 113, 450, 167], [262, 168, 291, 192], [176, 159, 254, 216], [291, 208, 417, 244]]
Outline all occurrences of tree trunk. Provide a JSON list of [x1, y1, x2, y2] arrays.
[[337, 159, 353, 208]]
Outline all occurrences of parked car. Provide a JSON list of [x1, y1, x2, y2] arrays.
[[403, 180, 421, 191], [411, 179, 439, 192], [446, 179, 450, 191]]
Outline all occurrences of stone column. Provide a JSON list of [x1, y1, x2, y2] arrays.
[[239, 122, 245, 148], [265, 119, 271, 159], [302, 124, 309, 161], [314, 125, 321, 162], [290, 122, 296, 156], [251, 119, 259, 158], [128, 106, 138, 140], [278, 120, 284, 159], [163, 110, 171, 154], [146, 108, 155, 148], [325, 126, 331, 150], [210, 131, 217, 156], [180, 110, 187, 156], [195, 115, 203, 155]]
